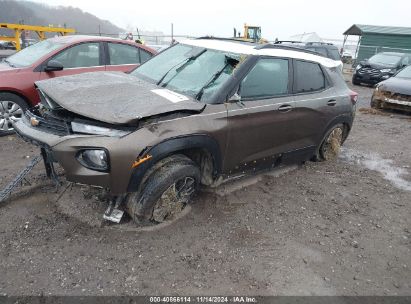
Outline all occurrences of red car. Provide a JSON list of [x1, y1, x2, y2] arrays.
[[0, 35, 156, 135]]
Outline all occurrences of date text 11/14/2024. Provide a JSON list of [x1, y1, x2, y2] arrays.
[[149, 296, 257, 303]]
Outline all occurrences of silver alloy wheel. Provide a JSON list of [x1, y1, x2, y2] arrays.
[[0, 100, 23, 132], [152, 176, 196, 223]]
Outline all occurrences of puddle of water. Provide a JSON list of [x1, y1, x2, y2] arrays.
[[340, 148, 411, 192]]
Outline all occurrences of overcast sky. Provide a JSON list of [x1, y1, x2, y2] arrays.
[[33, 0, 411, 40]]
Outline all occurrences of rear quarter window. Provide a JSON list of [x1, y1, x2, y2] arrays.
[[306, 47, 327, 57], [139, 49, 153, 63], [401, 56, 410, 66], [294, 60, 326, 93], [328, 48, 342, 61]]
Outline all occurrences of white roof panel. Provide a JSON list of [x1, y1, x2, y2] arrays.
[[181, 39, 339, 68]]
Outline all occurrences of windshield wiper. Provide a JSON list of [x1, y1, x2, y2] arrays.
[[195, 56, 239, 101], [3, 59, 15, 67], [156, 48, 206, 86]]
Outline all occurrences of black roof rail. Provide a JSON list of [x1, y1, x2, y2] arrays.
[[191, 38, 329, 58], [255, 43, 325, 57], [305, 41, 335, 46], [274, 40, 303, 44], [196, 36, 256, 45]]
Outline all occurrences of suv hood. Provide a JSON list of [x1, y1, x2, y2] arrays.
[[361, 60, 396, 70], [35, 71, 205, 125], [379, 77, 411, 95]]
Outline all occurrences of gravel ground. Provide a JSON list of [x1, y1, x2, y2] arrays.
[[0, 83, 410, 296]]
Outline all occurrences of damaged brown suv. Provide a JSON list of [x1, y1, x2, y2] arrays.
[[14, 38, 358, 225]]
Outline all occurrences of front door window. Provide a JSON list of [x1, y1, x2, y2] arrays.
[[52, 42, 100, 68]]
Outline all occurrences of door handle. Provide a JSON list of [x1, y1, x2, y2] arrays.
[[327, 99, 337, 106], [278, 104, 292, 113]]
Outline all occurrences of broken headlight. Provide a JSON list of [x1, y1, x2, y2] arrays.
[[71, 122, 131, 137], [76, 149, 109, 171]]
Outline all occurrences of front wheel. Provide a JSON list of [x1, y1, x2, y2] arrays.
[[0, 93, 28, 136], [313, 124, 344, 162], [126, 154, 200, 225], [370, 98, 382, 109]]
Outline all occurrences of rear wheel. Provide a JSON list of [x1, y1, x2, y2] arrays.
[[314, 124, 344, 162], [126, 154, 200, 225], [0, 93, 28, 136]]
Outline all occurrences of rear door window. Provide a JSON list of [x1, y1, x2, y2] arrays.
[[241, 58, 289, 99], [108, 42, 140, 65], [293, 60, 326, 93]]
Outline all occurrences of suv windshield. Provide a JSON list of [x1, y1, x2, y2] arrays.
[[368, 53, 402, 66], [395, 66, 411, 78], [132, 43, 245, 102], [6, 39, 65, 67]]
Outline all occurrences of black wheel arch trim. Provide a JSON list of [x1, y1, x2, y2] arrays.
[[0, 90, 30, 107], [320, 114, 353, 146], [127, 134, 222, 192]]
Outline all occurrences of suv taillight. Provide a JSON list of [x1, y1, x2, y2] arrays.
[[349, 91, 358, 105]]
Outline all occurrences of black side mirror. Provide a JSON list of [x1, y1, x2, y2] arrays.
[[45, 60, 64, 72], [227, 92, 242, 103]]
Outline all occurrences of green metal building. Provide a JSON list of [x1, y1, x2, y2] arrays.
[[343, 24, 411, 62]]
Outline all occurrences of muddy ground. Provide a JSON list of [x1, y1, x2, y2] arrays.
[[0, 83, 410, 296]]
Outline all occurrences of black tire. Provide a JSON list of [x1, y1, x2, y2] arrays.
[[0, 92, 28, 136], [370, 99, 381, 109], [313, 124, 344, 162], [126, 154, 200, 225]]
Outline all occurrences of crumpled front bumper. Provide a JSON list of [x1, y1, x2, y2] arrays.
[[14, 118, 116, 192], [371, 90, 411, 112], [353, 72, 390, 85], [13, 117, 61, 148]]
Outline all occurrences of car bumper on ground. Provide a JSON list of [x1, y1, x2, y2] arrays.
[[13, 117, 133, 193]]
